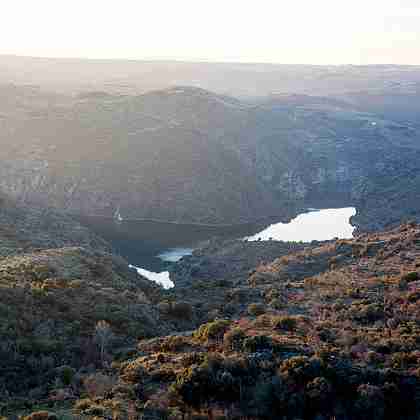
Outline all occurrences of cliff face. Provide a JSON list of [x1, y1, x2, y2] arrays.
[[2, 85, 420, 230]]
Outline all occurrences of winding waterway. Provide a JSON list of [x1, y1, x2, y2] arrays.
[[81, 207, 356, 289]]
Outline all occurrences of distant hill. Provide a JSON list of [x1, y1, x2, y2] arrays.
[[1, 55, 420, 97], [1, 84, 420, 229]]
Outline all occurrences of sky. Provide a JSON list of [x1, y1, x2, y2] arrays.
[[1, 0, 420, 65]]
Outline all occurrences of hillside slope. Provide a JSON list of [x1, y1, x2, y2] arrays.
[[15, 222, 420, 419], [0, 195, 191, 409], [1, 85, 420, 230]]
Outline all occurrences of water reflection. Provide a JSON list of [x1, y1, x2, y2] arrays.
[[158, 247, 194, 262], [245, 207, 356, 242], [129, 265, 174, 289]]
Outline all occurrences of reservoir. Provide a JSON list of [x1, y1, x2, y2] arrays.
[[79, 207, 356, 289]]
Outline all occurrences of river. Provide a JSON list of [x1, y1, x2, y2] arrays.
[[79, 207, 356, 289]]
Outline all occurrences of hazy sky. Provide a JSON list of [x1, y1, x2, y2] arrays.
[[1, 0, 420, 64]]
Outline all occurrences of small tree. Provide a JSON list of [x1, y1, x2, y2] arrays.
[[94, 320, 113, 365]]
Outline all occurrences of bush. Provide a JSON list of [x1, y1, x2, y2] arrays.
[[55, 365, 75, 386], [160, 335, 188, 352], [279, 356, 322, 384], [355, 384, 385, 418], [171, 355, 241, 407], [224, 328, 246, 351], [22, 413, 58, 420], [242, 335, 273, 353], [121, 359, 146, 383], [273, 316, 298, 332], [84, 405, 106, 416], [194, 320, 230, 342], [305, 376, 332, 411], [401, 271, 419, 283], [247, 303, 266, 316], [169, 302, 193, 320], [74, 398, 93, 411]]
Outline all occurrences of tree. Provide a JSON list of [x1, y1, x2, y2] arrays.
[[94, 320, 113, 365]]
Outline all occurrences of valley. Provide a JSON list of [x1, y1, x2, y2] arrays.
[[2, 56, 420, 419], [1, 76, 420, 233]]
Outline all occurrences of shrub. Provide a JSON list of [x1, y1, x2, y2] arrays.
[[242, 335, 273, 353], [389, 352, 418, 369], [22, 413, 58, 420], [121, 359, 146, 383], [84, 373, 116, 398], [181, 352, 205, 367], [160, 335, 188, 352], [170, 366, 214, 408], [74, 398, 93, 411], [305, 376, 332, 411], [169, 302, 193, 320], [223, 328, 246, 351], [247, 303, 266, 316], [269, 298, 284, 310], [401, 271, 419, 283], [354, 384, 385, 418], [279, 356, 321, 384], [194, 320, 230, 342], [55, 365, 75, 386], [254, 314, 273, 328], [273, 316, 298, 332], [171, 355, 241, 407], [84, 405, 106, 416], [112, 383, 136, 399]]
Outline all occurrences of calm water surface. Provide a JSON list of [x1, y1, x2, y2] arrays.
[[80, 207, 356, 289], [245, 207, 356, 242]]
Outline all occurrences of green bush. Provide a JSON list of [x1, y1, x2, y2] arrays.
[[401, 271, 419, 283], [194, 320, 230, 342], [56, 365, 75, 386], [279, 356, 322, 384]]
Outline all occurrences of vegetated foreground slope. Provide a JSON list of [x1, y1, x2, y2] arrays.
[[13, 222, 420, 419], [0, 194, 195, 412], [1, 84, 420, 229]]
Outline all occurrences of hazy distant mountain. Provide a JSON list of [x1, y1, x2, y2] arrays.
[[0, 86, 282, 223], [2, 54, 420, 98], [1, 82, 420, 229]]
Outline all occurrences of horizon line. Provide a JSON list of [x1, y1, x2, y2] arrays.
[[1, 53, 420, 68]]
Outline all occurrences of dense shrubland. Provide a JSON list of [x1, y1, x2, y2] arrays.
[[4, 220, 420, 418]]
